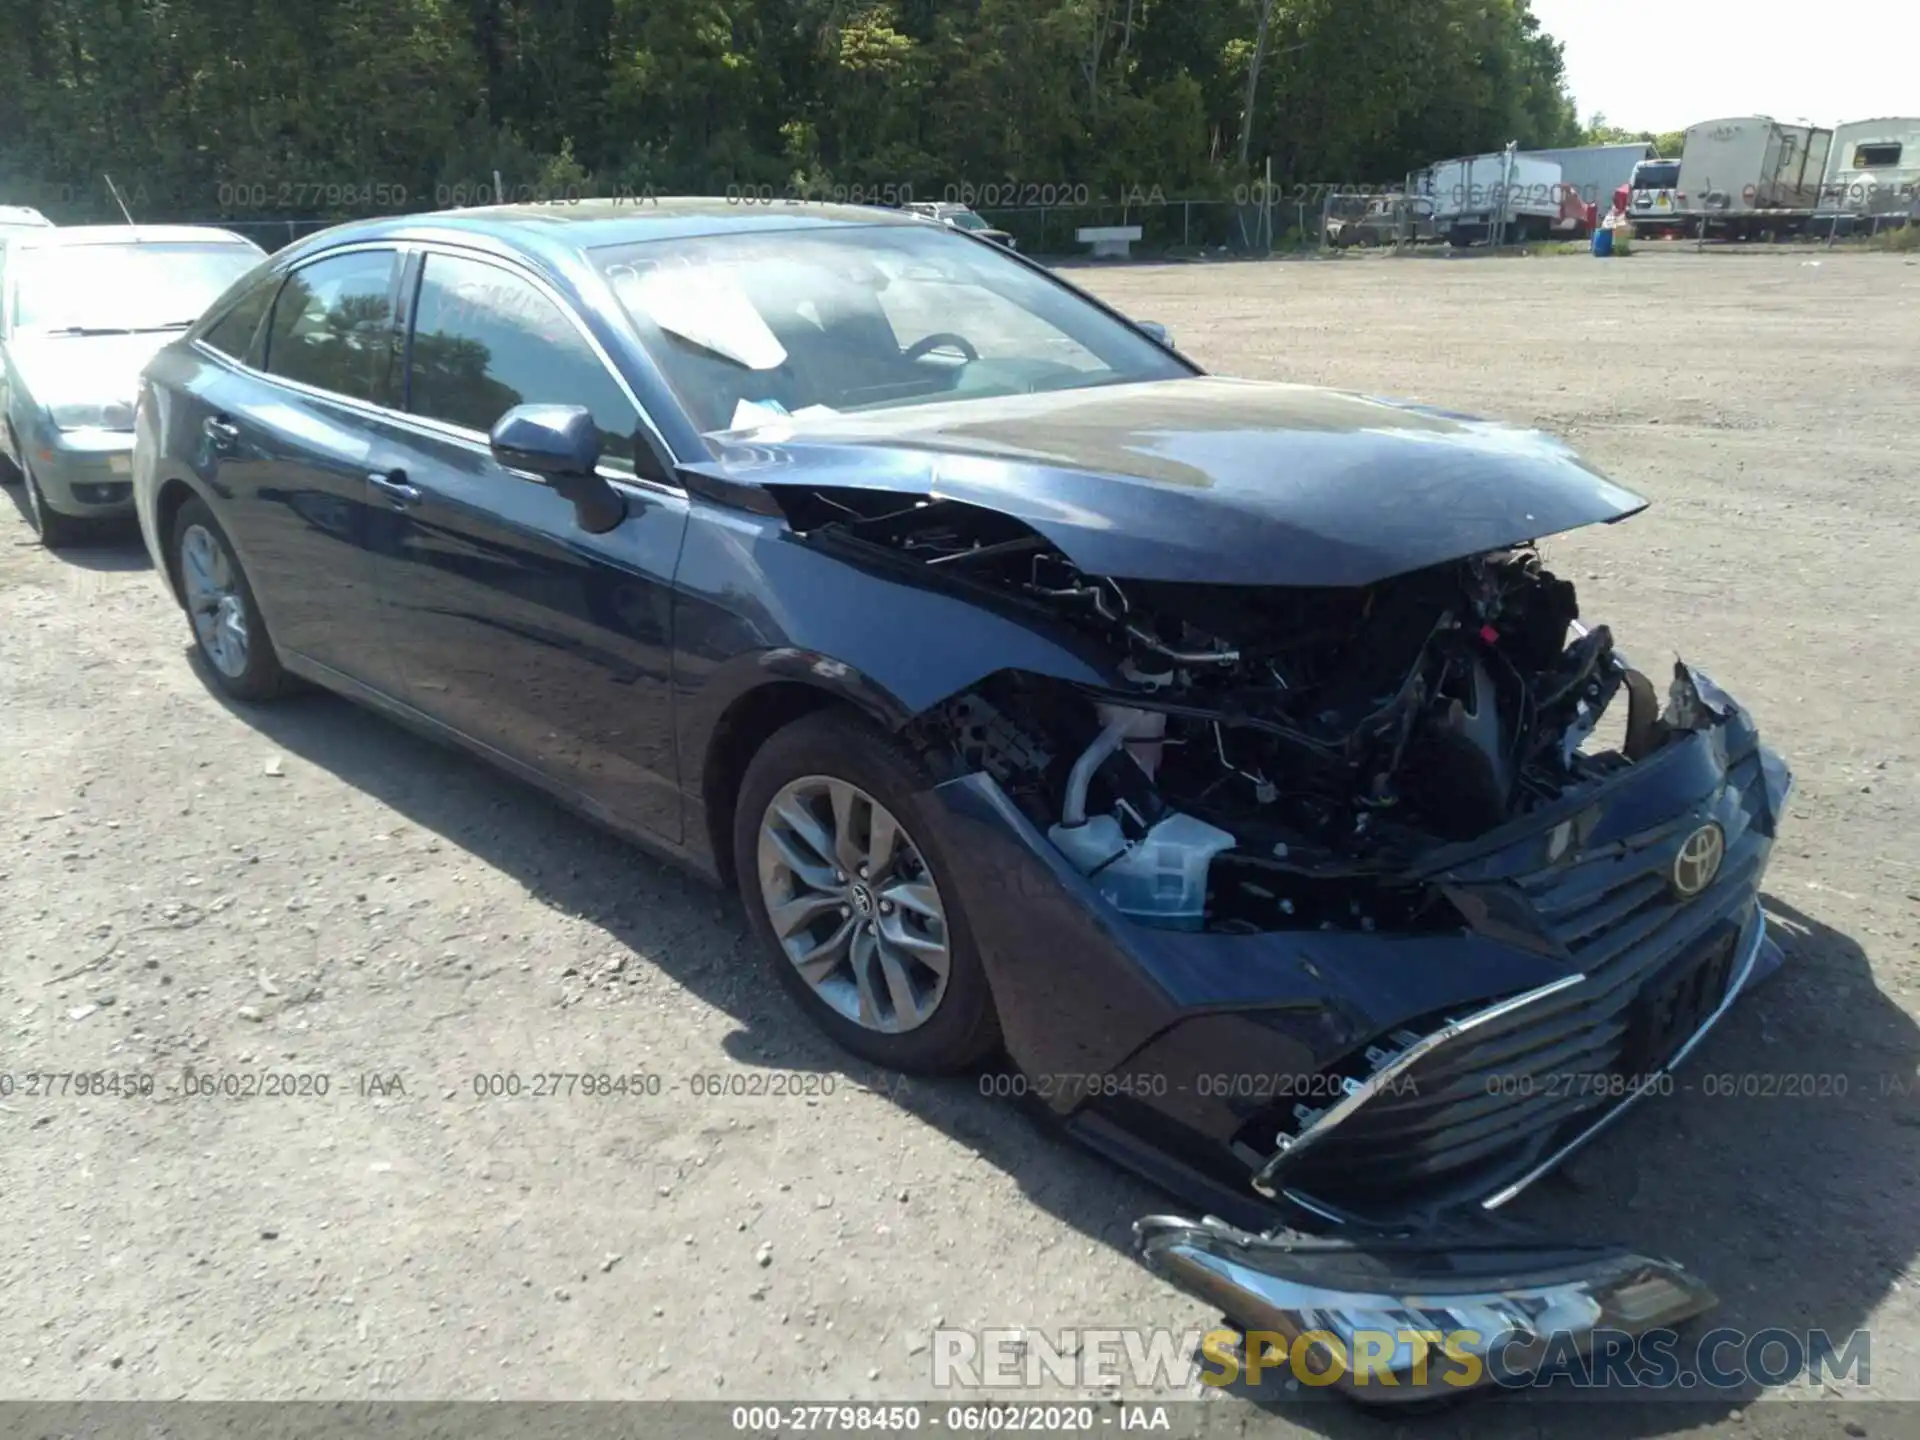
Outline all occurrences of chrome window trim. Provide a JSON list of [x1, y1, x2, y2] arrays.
[[402, 240, 679, 487], [188, 237, 685, 497]]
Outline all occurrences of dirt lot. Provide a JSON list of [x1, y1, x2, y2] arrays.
[[4, 248, 1918, 1435]]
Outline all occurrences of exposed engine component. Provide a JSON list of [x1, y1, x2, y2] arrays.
[[825, 493, 1673, 933], [1046, 715, 1237, 932]]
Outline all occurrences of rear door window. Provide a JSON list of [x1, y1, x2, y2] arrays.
[[263, 249, 400, 404]]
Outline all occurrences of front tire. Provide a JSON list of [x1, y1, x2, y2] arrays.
[[20, 454, 86, 548], [171, 496, 295, 701], [733, 708, 1001, 1074]]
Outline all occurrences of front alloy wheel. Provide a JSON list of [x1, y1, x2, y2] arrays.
[[757, 776, 951, 1034], [733, 709, 1000, 1074]]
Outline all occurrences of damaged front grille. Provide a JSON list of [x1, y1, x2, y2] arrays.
[[1249, 755, 1772, 1209]]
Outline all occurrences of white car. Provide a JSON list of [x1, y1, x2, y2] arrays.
[[0, 205, 55, 241]]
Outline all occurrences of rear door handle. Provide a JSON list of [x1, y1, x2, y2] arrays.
[[367, 469, 421, 506], [204, 416, 239, 446]]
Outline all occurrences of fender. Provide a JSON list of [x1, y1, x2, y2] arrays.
[[669, 497, 1117, 872], [139, 465, 218, 598], [673, 500, 1115, 740]]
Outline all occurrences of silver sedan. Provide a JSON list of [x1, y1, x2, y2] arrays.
[[1, 224, 263, 546]]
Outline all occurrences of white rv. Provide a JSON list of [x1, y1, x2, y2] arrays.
[[1819, 117, 1920, 224], [1674, 116, 1833, 235]]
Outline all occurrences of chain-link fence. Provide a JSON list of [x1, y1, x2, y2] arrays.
[[971, 199, 1339, 256], [187, 203, 1346, 259]]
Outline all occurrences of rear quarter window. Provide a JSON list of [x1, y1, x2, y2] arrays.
[[202, 278, 281, 366]]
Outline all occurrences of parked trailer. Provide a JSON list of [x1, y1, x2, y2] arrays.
[[1818, 117, 1920, 231], [1522, 141, 1657, 208], [1674, 115, 1833, 238], [1418, 150, 1589, 245]]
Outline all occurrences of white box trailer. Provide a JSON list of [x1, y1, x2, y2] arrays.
[[1522, 142, 1657, 208], [1675, 116, 1832, 235], [1418, 150, 1588, 244], [1819, 117, 1920, 224]]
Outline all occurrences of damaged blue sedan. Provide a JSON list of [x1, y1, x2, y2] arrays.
[[131, 199, 1792, 1401]]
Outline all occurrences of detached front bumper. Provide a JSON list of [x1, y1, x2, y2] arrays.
[[1134, 1214, 1717, 1402]]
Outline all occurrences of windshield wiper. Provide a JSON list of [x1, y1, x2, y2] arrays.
[[35, 325, 136, 337], [128, 322, 198, 333]]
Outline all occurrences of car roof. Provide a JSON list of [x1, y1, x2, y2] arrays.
[[290, 198, 926, 257], [7, 223, 261, 250], [0, 205, 52, 225]]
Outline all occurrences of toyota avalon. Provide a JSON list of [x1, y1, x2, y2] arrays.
[[132, 200, 1792, 1398]]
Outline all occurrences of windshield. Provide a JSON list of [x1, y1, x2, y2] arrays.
[[10, 241, 261, 335], [1633, 162, 1680, 189], [947, 210, 990, 231], [593, 224, 1189, 434]]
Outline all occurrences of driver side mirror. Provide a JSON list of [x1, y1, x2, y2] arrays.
[[1136, 320, 1174, 348], [489, 403, 626, 534]]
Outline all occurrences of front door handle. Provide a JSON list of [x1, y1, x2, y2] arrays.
[[204, 415, 240, 447], [368, 469, 421, 506]]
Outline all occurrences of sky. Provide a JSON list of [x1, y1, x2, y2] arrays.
[[1531, 0, 1919, 133]]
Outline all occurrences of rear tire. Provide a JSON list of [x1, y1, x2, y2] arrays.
[[733, 708, 1001, 1075], [170, 496, 296, 702]]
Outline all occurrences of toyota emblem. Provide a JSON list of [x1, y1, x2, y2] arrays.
[[1670, 823, 1725, 900]]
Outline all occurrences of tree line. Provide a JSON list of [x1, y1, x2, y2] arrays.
[[1, 0, 1594, 228]]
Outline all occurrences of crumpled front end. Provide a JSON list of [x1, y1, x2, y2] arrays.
[[918, 654, 1788, 1401], [812, 479, 1793, 1400], [1246, 658, 1793, 1218]]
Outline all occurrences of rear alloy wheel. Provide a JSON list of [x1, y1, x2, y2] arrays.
[[171, 496, 295, 701], [734, 709, 1000, 1074], [20, 454, 85, 548]]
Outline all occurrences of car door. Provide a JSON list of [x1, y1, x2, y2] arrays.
[[361, 246, 689, 842], [191, 245, 412, 694]]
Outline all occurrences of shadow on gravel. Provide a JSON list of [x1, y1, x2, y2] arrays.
[[0, 484, 146, 562], [192, 658, 1172, 1240], [197, 661, 1916, 1427]]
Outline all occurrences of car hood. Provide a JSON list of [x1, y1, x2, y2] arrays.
[[708, 376, 1648, 586], [7, 331, 182, 410]]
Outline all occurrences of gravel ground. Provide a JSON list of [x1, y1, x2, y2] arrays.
[[3, 246, 1917, 1436]]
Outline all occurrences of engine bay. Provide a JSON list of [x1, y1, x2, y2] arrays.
[[785, 489, 1678, 933]]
